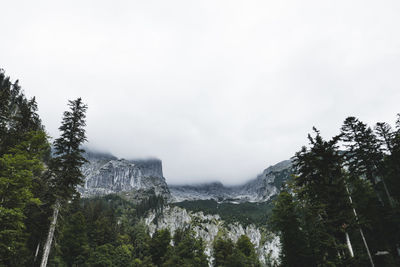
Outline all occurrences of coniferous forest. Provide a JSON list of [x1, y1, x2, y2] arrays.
[[271, 117, 400, 266], [1, 67, 400, 267]]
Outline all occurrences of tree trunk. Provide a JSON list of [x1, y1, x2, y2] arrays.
[[40, 200, 60, 267], [34, 242, 40, 263], [359, 228, 375, 267], [346, 232, 354, 257], [346, 185, 375, 267], [381, 178, 394, 207]]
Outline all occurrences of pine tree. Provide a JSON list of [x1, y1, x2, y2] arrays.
[[150, 229, 171, 266], [52, 98, 88, 199], [59, 211, 89, 265], [341, 117, 387, 202], [270, 190, 311, 267], [213, 237, 234, 267], [0, 152, 42, 266], [40, 98, 88, 267], [0, 70, 51, 266], [293, 128, 354, 266]]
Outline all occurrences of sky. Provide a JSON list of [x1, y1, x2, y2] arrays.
[[1, 0, 399, 185]]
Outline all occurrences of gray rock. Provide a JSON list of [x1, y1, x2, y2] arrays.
[[145, 206, 280, 266], [170, 160, 292, 203], [80, 149, 292, 204], [78, 151, 170, 199]]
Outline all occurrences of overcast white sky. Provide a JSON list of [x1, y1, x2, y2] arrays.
[[1, 0, 399, 185]]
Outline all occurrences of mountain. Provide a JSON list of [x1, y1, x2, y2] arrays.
[[170, 159, 292, 203], [145, 205, 280, 265], [78, 151, 170, 200], [79, 150, 292, 204], [78, 150, 287, 265]]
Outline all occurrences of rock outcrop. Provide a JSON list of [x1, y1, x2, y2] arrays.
[[170, 160, 292, 203], [78, 151, 170, 199], [145, 206, 280, 266]]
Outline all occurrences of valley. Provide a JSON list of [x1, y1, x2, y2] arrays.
[[75, 150, 293, 266]]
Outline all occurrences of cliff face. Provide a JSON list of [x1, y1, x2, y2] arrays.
[[78, 151, 170, 199], [238, 159, 292, 201], [145, 206, 280, 266], [79, 151, 286, 265], [170, 160, 292, 203]]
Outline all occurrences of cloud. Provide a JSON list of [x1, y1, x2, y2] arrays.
[[1, 0, 399, 184]]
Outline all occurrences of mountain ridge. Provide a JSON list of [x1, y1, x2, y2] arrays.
[[79, 150, 292, 203]]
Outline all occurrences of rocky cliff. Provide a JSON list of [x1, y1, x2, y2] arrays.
[[170, 160, 292, 203], [78, 151, 170, 199], [79, 150, 292, 203], [145, 206, 280, 266]]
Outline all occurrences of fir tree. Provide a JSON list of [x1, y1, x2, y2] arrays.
[[40, 98, 88, 267], [293, 128, 354, 266], [270, 190, 311, 267]]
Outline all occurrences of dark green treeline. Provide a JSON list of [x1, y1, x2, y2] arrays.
[[48, 194, 260, 267], [271, 115, 400, 267]]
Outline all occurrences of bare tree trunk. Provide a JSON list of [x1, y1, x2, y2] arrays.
[[381, 178, 394, 207], [346, 232, 354, 257], [40, 200, 60, 267], [34, 242, 40, 263], [346, 185, 375, 267], [358, 227, 375, 267]]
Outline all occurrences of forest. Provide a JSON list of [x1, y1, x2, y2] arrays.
[[1, 68, 400, 267], [270, 115, 400, 266]]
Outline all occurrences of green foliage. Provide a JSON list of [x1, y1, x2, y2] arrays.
[[270, 190, 311, 267], [164, 227, 208, 267], [213, 235, 260, 267], [59, 211, 89, 265], [213, 237, 234, 266], [150, 229, 171, 266], [47, 196, 211, 267], [271, 116, 400, 267], [0, 70, 51, 266], [0, 70, 44, 156], [0, 153, 39, 265], [174, 199, 274, 226], [51, 98, 88, 200]]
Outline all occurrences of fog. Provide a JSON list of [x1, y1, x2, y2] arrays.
[[1, 0, 399, 184]]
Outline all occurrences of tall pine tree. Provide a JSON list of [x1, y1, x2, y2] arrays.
[[40, 98, 88, 267]]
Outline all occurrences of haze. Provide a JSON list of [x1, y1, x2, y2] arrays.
[[1, 0, 399, 185]]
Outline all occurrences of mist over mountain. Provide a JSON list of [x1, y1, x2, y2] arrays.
[[80, 150, 292, 204]]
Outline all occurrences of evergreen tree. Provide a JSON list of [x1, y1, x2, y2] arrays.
[[0, 152, 42, 266], [293, 128, 354, 266], [164, 228, 208, 267], [213, 237, 234, 267], [341, 117, 388, 203], [150, 229, 171, 266], [130, 222, 152, 261], [59, 211, 89, 266], [270, 190, 310, 267], [41, 98, 88, 267], [213, 235, 260, 267], [0, 70, 51, 266], [52, 98, 88, 200], [234, 235, 260, 267]]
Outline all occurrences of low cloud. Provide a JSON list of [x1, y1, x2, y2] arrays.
[[1, 0, 399, 184]]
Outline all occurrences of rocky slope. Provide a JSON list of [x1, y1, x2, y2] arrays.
[[145, 206, 280, 266], [79, 150, 292, 203], [78, 151, 170, 199], [170, 160, 292, 203], [79, 151, 287, 265]]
